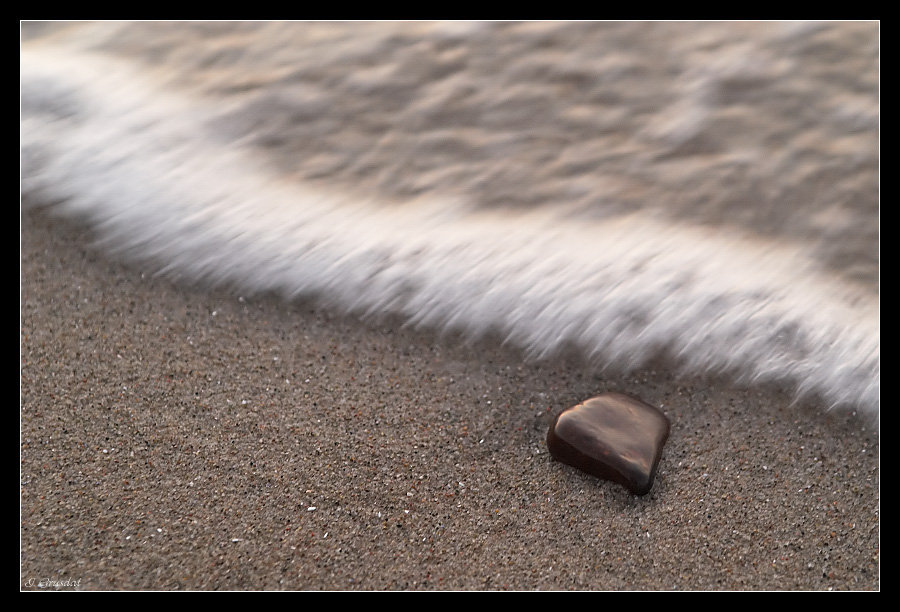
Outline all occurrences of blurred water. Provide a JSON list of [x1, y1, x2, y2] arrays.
[[21, 21, 879, 414]]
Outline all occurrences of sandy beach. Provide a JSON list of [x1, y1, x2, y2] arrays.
[[20, 210, 879, 591], [21, 21, 879, 591]]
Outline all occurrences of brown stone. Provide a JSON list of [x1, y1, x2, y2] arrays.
[[547, 392, 670, 495]]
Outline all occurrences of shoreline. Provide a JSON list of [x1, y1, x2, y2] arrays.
[[21, 211, 879, 590]]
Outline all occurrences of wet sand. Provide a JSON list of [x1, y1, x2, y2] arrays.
[[20, 211, 879, 591]]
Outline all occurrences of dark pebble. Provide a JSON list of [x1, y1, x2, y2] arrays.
[[547, 392, 670, 495]]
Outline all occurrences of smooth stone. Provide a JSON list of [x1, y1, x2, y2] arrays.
[[547, 392, 670, 495]]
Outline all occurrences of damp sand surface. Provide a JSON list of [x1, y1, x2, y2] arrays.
[[21, 213, 879, 591]]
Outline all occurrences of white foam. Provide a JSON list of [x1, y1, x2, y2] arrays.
[[21, 47, 879, 415]]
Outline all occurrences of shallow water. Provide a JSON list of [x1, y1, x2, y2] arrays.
[[21, 21, 879, 415]]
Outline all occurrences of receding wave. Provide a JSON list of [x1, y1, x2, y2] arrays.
[[21, 36, 879, 416]]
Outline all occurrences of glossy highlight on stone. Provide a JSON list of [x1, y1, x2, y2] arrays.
[[547, 392, 670, 495]]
